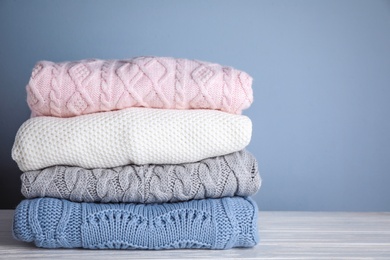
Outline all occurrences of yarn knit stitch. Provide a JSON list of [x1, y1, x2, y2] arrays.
[[13, 197, 259, 250], [21, 150, 261, 203], [27, 56, 253, 117], [12, 107, 252, 172]]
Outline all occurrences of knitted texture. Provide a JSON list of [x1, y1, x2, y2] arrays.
[[12, 107, 252, 172], [21, 150, 261, 203], [27, 56, 253, 117], [13, 197, 259, 249]]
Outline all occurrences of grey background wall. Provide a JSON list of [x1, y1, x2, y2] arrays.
[[1, 0, 389, 210]]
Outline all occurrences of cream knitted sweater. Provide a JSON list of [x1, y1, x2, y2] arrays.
[[12, 108, 252, 171]]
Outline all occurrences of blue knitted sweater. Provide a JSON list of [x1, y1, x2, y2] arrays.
[[13, 197, 259, 250]]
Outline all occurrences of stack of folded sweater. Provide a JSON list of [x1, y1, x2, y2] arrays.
[[11, 56, 261, 250]]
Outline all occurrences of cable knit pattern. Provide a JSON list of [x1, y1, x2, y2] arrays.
[[27, 56, 253, 117], [12, 107, 252, 172], [13, 197, 259, 249], [21, 150, 261, 203]]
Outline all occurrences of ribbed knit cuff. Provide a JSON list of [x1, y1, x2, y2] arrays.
[[13, 198, 82, 248], [212, 197, 259, 249]]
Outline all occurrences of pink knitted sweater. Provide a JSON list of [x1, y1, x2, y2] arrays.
[[27, 56, 253, 117]]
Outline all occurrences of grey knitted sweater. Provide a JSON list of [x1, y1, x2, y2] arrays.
[[21, 150, 261, 203]]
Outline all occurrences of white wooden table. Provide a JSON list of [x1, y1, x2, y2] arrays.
[[1, 210, 389, 259]]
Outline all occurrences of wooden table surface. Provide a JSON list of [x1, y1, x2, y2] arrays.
[[1, 210, 389, 259]]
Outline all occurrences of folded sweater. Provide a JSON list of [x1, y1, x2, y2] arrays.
[[12, 108, 252, 172], [27, 56, 253, 117], [21, 150, 261, 203], [13, 197, 259, 250]]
